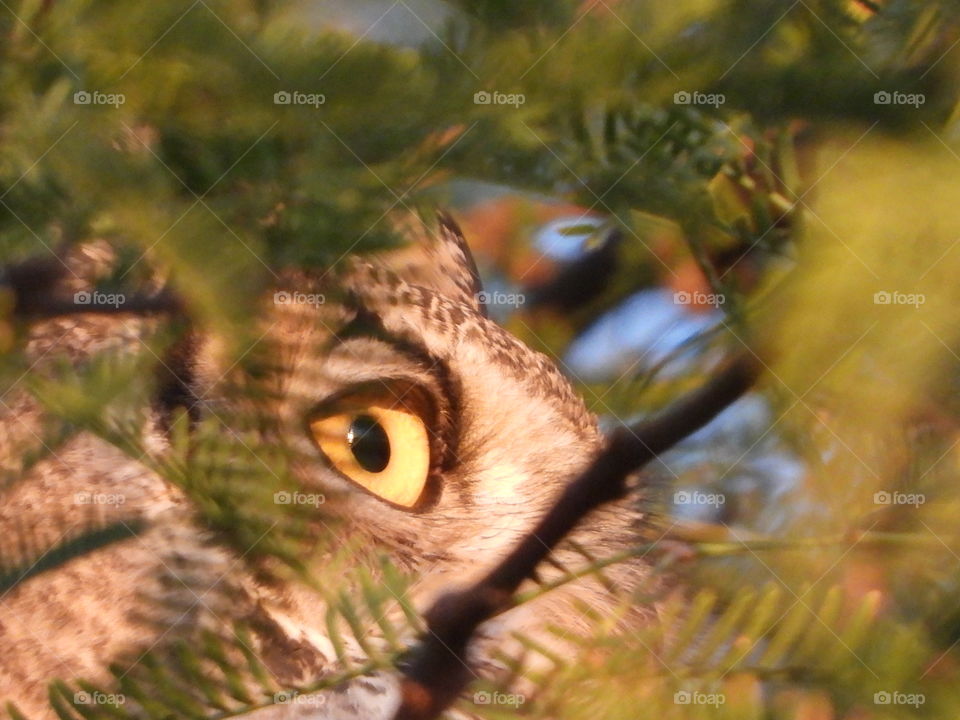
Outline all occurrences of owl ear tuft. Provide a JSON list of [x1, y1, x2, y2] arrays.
[[378, 211, 487, 317]]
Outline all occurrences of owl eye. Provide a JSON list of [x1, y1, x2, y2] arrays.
[[308, 390, 432, 508]]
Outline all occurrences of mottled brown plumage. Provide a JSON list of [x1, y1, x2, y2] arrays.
[[0, 214, 655, 719]]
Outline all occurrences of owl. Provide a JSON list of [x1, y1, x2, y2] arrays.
[[0, 213, 656, 719]]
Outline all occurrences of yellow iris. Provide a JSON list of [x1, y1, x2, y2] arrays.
[[309, 391, 431, 508]]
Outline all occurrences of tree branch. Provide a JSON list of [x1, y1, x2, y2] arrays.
[[1, 258, 184, 318], [392, 353, 761, 720]]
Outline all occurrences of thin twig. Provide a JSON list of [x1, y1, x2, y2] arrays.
[[392, 353, 761, 720]]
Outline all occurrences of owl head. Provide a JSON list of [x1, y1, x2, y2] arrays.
[[0, 212, 654, 719]]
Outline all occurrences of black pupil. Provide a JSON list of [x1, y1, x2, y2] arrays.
[[347, 415, 390, 473]]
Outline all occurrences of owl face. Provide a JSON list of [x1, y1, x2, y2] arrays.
[[261, 214, 603, 587]]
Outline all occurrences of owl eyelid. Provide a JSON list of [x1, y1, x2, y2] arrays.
[[311, 378, 436, 422]]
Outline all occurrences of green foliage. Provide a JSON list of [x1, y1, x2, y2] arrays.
[[4, 0, 960, 719]]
